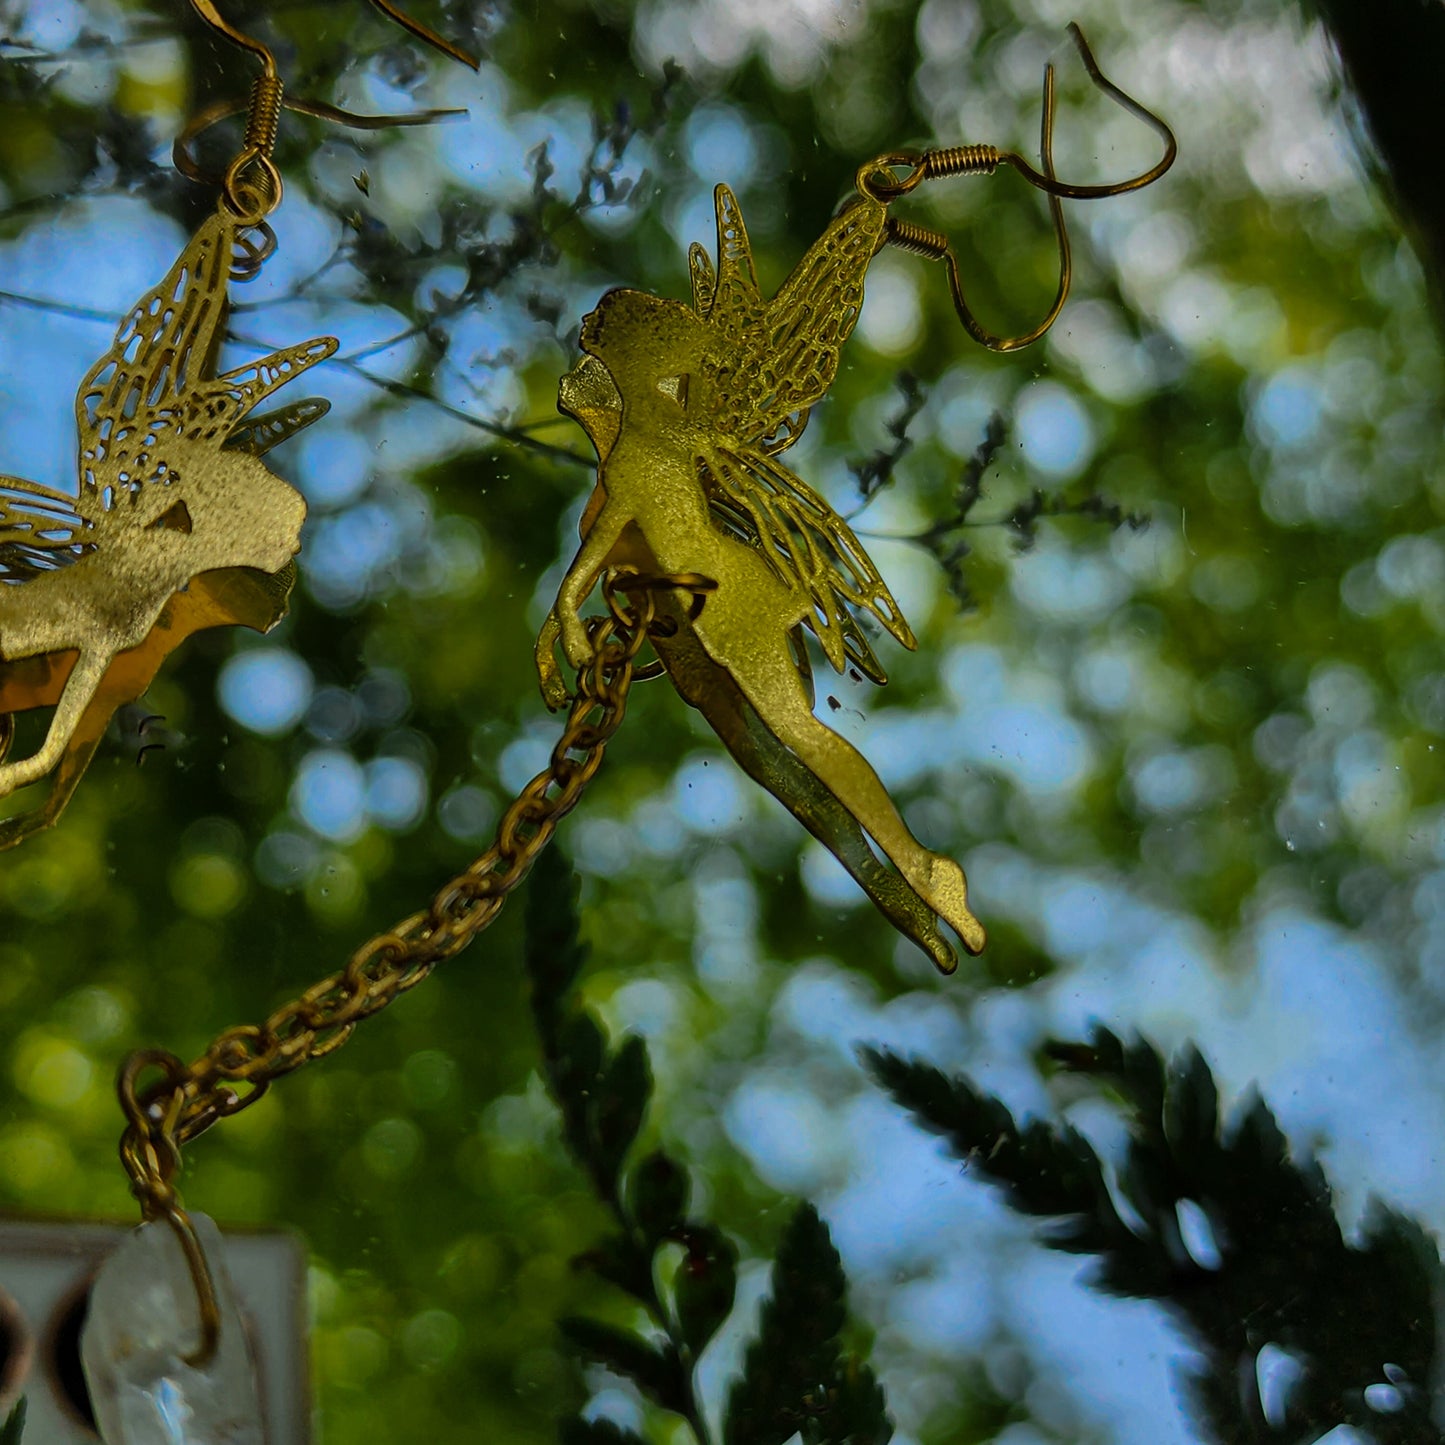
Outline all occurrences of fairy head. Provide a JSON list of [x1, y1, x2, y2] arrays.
[[567, 186, 884, 462]]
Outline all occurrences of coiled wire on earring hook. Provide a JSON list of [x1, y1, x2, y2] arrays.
[[880, 216, 950, 262], [920, 145, 1001, 180], [178, 0, 477, 274], [241, 72, 284, 168]]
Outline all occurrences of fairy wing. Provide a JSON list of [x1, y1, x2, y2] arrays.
[[0, 477, 94, 583], [224, 397, 332, 458], [704, 186, 887, 452], [71, 212, 336, 506], [698, 437, 916, 682], [74, 212, 235, 507]]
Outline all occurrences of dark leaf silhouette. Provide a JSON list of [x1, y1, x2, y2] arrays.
[[874, 407, 1147, 612], [0, 1400, 23, 1445], [630, 1151, 691, 1244], [724, 1203, 892, 1445], [865, 1030, 1444, 1445], [559, 1317, 690, 1417], [559, 1418, 649, 1445], [593, 1036, 652, 1194], [526, 845, 718, 1442], [849, 373, 926, 502], [673, 1224, 739, 1358], [528, 851, 890, 1445]]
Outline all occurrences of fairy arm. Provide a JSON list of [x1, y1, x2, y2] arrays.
[[534, 476, 613, 711], [552, 494, 633, 673]]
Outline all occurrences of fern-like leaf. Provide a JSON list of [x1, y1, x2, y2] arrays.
[[864, 1031, 1445, 1445], [724, 1203, 891, 1445]]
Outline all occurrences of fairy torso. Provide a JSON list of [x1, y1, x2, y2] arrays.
[[599, 429, 814, 638]]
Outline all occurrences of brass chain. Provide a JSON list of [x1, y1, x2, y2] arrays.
[[118, 583, 657, 1227]]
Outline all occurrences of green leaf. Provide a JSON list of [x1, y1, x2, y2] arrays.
[[590, 1034, 651, 1191], [0, 1399, 25, 1445], [724, 1204, 889, 1445], [558, 1416, 648, 1445], [803, 1356, 892, 1445], [629, 1150, 690, 1243], [673, 1224, 738, 1356], [573, 1231, 656, 1303], [559, 1317, 688, 1416]]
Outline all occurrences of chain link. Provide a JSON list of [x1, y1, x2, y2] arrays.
[[118, 584, 656, 1217]]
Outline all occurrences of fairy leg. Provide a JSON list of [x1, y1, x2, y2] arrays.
[[722, 632, 985, 956], [654, 624, 959, 973], [0, 648, 111, 794]]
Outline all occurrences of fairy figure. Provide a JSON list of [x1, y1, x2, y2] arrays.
[[536, 25, 1178, 972], [0, 210, 334, 831], [536, 186, 984, 973]]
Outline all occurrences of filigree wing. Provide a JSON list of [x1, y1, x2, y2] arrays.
[[221, 396, 332, 457], [689, 242, 718, 320], [0, 477, 93, 582], [72, 213, 337, 503], [75, 212, 236, 502], [196, 341, 337, 449], [698, 438, 916, 681], [708, 188, 887, 449]]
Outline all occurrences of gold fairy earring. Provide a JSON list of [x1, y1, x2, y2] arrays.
[[0, 0, 476, 852], [536, 23, 1175, 974]]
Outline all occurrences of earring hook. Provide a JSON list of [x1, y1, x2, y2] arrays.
[[365, 0, 481, 73], [858, 23, 1176, 207], [857, 21, 1173, 352], [181, 0, 479, 225], [186, 0, 479, 73]]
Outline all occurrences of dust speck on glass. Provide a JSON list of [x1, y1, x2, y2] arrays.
[[0, 0, 1442, 1443]]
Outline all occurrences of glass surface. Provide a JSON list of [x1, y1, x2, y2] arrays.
[[1, 1, 1442, 1442]]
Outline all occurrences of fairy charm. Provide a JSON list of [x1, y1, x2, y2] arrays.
[[538, 26, 1176, 973], [537, 187, 984, 972], [0, 0, 479, 851], [0, 212, 334, 842]]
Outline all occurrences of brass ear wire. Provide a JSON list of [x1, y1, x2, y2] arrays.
[[882, 61, 1070, 352], [858, 21, 1176, 352], [364, 0, 481, 72], [178, 0, 478, 235]]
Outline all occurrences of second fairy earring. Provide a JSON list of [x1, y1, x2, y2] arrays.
[[0, 0, 476, 852], [536, 24, 1176, 974]]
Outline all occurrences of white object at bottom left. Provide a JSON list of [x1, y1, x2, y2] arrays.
[[79, 1213, 265, 1445]]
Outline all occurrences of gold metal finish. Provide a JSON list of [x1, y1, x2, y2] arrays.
[[0, 567, 297, 850], [536, 187, 984, 973], [0, 212, 333, 837], [2, 0, 480, 847], [533, 27, 1173, 969], [118, 1051, 223, 1368]]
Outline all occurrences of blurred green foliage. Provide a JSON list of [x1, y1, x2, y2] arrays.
[[0, 0, 1443, 1441]]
